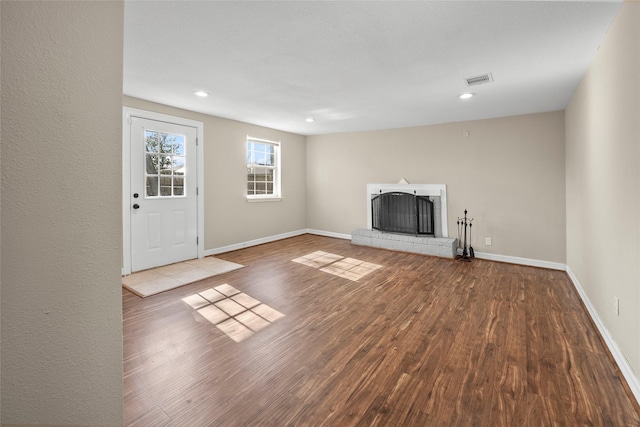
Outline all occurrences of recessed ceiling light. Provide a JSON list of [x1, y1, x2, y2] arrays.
[[459, 93, 475, 100], [194, 91, 210, 97], [305, 117, 315, 123]]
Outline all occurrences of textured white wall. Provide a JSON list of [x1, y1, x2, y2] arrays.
[[566, 2, 640, 378], [1, 2, 124, 425], [307, 111, 566, 264]]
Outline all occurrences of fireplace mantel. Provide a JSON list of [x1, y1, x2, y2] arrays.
[[366, 183, 448, 238]]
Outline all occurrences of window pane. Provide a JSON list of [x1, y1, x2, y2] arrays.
[[254, 152, 262, 165], [159, 133, 172, 154], [246, 142, 253, 164], [174, 157, 185, 175], [146, 154, 158, 174], [146, 176, 158, 197], [265, 145, 274, 166], [248, 142, 277, 164], [253, 167, 273, 180], [159, 155, 172, 175], [173, 135, 185, 155], [160, 176, 172, 196], [145, 131, 158, 153], [173, 176, 184, 196], [255, 150, 266, 166]]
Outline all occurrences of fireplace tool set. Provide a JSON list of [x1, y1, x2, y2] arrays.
[[457, 209, 474, 261]]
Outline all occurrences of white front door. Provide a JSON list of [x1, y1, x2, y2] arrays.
[[129, 117, 198, 272]]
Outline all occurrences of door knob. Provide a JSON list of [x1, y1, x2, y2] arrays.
[[133, 204, 140, 209]]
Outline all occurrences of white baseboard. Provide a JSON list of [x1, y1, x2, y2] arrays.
[[204, 228, 352, 256], [203, 230, 566, 274], [474, 251, 566, 271], [306, 229, 352, 240], [566, 266, 640, 406], [204, 229, 307, 256]]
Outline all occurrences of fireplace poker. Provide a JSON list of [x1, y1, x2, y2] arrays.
[[462, 210, 468, 260], [469, 222, 475, 258]]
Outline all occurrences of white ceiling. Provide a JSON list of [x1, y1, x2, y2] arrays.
[[123, 1, 622, 136]]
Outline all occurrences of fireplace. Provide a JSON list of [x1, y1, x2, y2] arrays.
[[354, 183, 456, 258], [366, 183, 448, 238], [371, 192, 435, 236]]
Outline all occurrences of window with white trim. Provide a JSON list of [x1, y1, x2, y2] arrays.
[[247, 137, 281, 199]]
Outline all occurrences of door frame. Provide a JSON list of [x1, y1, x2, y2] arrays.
[[122, 107, 205, 275]]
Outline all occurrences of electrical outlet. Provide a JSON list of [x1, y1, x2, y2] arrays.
[[615, 297, 620, 316], [485, 237, 492, 246]]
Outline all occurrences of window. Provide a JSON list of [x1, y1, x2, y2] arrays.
[[145, 130, 186, 197], [247, 137, 280, 200]]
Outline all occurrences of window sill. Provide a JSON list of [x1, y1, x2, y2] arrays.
[[246, 196, 282, 203]]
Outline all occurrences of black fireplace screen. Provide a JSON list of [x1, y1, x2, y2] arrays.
[[371, 192, 434, 236]]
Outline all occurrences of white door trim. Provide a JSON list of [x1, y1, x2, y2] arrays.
[[122, 107, 204, 276]]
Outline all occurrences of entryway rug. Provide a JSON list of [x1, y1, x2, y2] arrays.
[[122, 257, 245, 298]]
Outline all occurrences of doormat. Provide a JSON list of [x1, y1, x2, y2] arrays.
[[122, 257, 245, 298]]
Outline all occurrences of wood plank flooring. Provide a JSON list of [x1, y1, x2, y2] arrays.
[[123, 234, 640, 426]]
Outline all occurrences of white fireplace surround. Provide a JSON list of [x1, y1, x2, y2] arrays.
[[366, 183, 449, 237]]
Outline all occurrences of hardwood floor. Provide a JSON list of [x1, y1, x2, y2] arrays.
[[123, 234, 640, 426]]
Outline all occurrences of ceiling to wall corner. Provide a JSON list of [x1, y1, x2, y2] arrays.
[[123, 1, 622, 136]]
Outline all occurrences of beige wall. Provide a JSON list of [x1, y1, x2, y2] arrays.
[[307, 111, 566, 263], [566, 2, 640, 376], [1, 2, 124, 425], [123, 96, 307, 251]]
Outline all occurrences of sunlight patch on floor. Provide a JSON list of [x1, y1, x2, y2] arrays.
[[182, 283, 285, 342], [292, 251, 382, 281]]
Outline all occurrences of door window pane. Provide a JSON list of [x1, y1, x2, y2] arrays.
[[173, 135, 185, 155], [174, 157, 185, 174], [159, 133, 172, 154], [146, 154, 158, 174], [145, 129, 188, 198], [160, 176, 172, 196], [159, 155, 172, 175], [145, 131, 159, 153], [146, 176, 158, 197], [173, 176, 184, 196]]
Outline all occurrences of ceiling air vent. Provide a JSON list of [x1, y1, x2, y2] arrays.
[[465, 73, 493, 87]]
